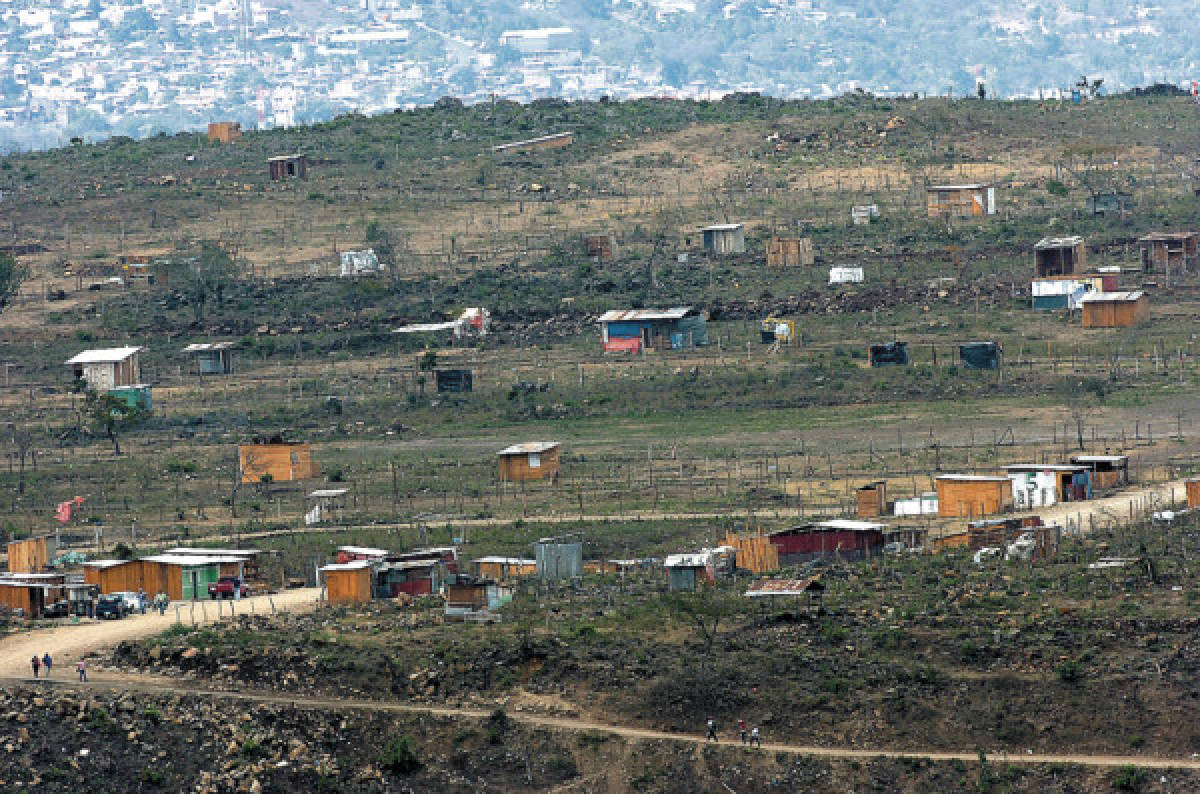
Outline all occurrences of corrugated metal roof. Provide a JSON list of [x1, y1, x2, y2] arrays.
[[1071, 455, 1129, 463], [1034, 236, 1084, 250], [664, 552, 712, 568], [309, 488, 349, 498], [83, 559, 129, 569], [319, 561, 372, 572], [597, 307, 694, 322], [391, 321, 458, 334], [744, 576, 824, 597], [141, 554, 248, 566], [182, 342, 234, 352], [700, 223, 743, 231], [336, 546, 389, 557], [1004, 464, 1088, 472], [1078, 290, 1144, 303], [65, 346, 143, 364], [472, 556, 536, 565], [936, 474, 1010, 482], [162, 548, 264, 557], [497, 441, 559, 456], [1139, 232, 1197, 241], [928, 183, 990, 190], [771, 519, 887, 535]]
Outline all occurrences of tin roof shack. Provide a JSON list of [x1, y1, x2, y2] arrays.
[[967, 519, 1060, 560], [1066, 455, 1128, 491], [768, 520, 886, 564], [1086, 191, 1133, 216], [959, 341, 1002, 369], [744, 576, 824, 616], [436, 369, 473, 393], [390, 546, 459, 574], [320, 561, 373, 605], [0, 575, 62, 617], [701, 223, 745, 255], [766, 236, 815, 266], [471, 557, 537, 579], [721, 530, 779, 574], [207, 121, 242, 144], [497, 441, 560, 482], [490, 131, 573, 154], [935, 475, 1013, 518], [535, 536, 583, 580], [1005, 464, 1091, 509], [238, 437, 318, 484], [6, 535, 57, 573], [161, 547, 265, 585], [373, 559, 446, 597], [268, 154, 307, 180], [926, 183, 996, 218], [445, 581, 512, 621], [850, 204, 879, 225], [183, 341, 234, 375], [664, 547, 736, 592], [856, 481, 888, 518], [893, 492, 939, 516], [1079, 291, 1148, 328], [1034, 237, 1086, 278], [583, 232, 619, 261], [868, 341, 908, 367], [335, 546, 390, 564], [339, 249, 383, 277], [598, 308, 708, 353], [66, 346, 142, 390], [85, 555, 243, 601], [1031, 275, 1104, 310], [829, 266, 864, 285], [1139, 232, 1198, 276]]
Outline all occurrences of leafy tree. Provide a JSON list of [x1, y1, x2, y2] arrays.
[[163, 241, 240, 323], [0, 251, 29, 317], [82, 391, 149, 455]]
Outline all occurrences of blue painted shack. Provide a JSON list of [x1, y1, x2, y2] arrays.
[[598, 308, 708, 353]]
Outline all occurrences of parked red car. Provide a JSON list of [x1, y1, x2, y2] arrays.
[[208, 577, 250, 599]]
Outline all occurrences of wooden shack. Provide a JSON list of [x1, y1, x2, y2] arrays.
[[1079, 291, 1148, 328], [0, 578, 48, 616], [1188, 478, 1200, 509], [6, 535, 57, 573], [1034, 237, 1086, 278], [925, 183, 996, 218], [497, 442, 560, 482], [65, 346, 143, 390], [470, 557, 537, 579], [239, 437, 318, 483], [207, 121, 242, 144], [701, 223, 745, 255], [268, 154, 307, 180], [183, 342, 234, 375], [83, 555, 233, 601], [1069, 455, 1129, 490], [766, 236, 815, 267], [320, 561, 372, 605], [721, 530, 780, 574], [599, 307, 708, 352], [935, 475, 1013, 518], [583, 232, 619, 261], [856, 481, 888, 518], [1139, 232, 1198, 274]]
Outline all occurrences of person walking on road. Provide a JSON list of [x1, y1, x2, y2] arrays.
[[41, 653, 52, 677], [705, 718, 718, 743], [750, 726, 762, 747], [737, 718, 748, 745], [30, 656, 40, 678], [76, 659, 88, 682]]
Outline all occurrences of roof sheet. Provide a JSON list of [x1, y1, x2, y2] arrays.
[[83, 559, 130, 569], [182, 341, 234, 352], [1034, 236, 1084, 250], [1004, 464, 1088, 472], [597, 307, 694, 322], [336, 546, 389, 557], [141, 554, 249, 566], [309, 488, 349, 498], [664, 552, 712, 568], [1138, 232, 1197, 241], [744, 576, 824, 597], [472, 556, 536, 565], [701, 223, 744, 231], [391, 321, 458, 334], [1078, 290, 1144, 303], [936, 474, 1011, 482], [927, 183, 990, 190], [497, 441, 559, 456], [1070, 455, 1129, 463], [162, 548, 264, 557], [319, 561, 372, 572], [771, 519, 887, 535], [65, 346, 143, 364]]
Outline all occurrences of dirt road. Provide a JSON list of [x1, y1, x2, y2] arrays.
[[1022, 477, 1190, 530], [5, 672, 1200, 771], [0, 588, 320, 678]]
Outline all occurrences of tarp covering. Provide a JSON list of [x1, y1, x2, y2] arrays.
[[869, 341, 908, 367], [959, 342, 1001, 369]]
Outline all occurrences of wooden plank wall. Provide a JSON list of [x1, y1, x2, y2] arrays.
[[239, 443, 318, 483], [325, 568, 370, 604], [7, 538, 50, 573]]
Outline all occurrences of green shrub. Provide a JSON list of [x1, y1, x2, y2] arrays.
[[1112, 764, 1146, 791], [1056, 660, 1082, 683], [378, 735, 422, 775]]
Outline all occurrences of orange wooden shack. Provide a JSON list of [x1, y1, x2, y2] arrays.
[[207, 121, 242, 144], [320, 561, 372, 605], [1079, 291, 1148, 328], [766, 236, 815, 267], [497, 442, 560, 482], [935, 475, 1013, 518], [1187, 478, 1200, 509], [856, 481, 888, 518], [6, 536, 57, 573]]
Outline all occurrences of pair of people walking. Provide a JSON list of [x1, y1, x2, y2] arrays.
[[30, 653, 51, 678], [710, 718, 762, 747]]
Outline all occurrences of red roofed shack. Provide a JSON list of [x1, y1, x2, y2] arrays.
[[768, 520, 887, 564]]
